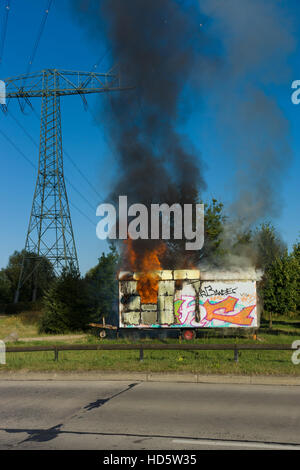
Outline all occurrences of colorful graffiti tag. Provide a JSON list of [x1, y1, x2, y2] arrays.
[[175, 295, 256, 327], [174, 281, 257, 327]]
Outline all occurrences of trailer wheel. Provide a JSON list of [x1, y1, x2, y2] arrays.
[[99, 329, 106, 338], [183, 329, 195, 341]]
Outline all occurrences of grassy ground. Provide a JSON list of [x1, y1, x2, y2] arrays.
[[260, 316, 300, 335], [0, 311, 42, 338], [0, 311, 85, 340], [0, 313, 299, 375], [1, 333, 300, 376]]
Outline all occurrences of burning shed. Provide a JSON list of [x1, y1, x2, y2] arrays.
[[119, 269, 260, 329]]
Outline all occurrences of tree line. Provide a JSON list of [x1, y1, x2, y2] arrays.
[[0, 199, 299, 333]]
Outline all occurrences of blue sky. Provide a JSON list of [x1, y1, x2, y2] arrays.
[[0, 0, 299, 274]]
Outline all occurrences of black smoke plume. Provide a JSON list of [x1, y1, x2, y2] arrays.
[[72, 0, 296, 268], [72, 0, 207, 268]]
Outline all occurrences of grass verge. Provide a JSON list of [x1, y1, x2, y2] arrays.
[[1, 334, 300, 376], [1, 314, 299, 376]]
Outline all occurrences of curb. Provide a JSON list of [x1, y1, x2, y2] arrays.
[[0, 370, 300, 386]]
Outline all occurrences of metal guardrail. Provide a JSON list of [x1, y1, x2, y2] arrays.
[[5, 343, 300, 363]]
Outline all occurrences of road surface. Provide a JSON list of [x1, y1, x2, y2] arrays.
[[0, 380, 299, 450]]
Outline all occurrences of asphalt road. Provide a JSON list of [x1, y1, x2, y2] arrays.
[[0, 380, 300, 450]]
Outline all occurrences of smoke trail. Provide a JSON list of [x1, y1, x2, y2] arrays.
[[199, 0, 295, 226], [73, 0, 206, 205], [72, 0, 296, 267], [72, 0, 210, 267]]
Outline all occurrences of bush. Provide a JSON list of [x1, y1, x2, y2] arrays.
[[261, 249, 298, 317], [39, 266, 92, 334], [3, 250, 55, 302], [291, 242, 300, 313], [0, 269, 12, 303], [4, 301, 42, 315], [85, 244, 119, 325]]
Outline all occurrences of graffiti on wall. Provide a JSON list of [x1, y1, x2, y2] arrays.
[[174, 281, 257, 328], [119, 277, 258, 328], [174, 295, 256, 327]]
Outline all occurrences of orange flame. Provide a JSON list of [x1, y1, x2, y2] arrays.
[[124, 239, 165, 303]]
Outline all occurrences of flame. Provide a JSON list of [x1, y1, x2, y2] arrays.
[[124, 239, 165, 303]]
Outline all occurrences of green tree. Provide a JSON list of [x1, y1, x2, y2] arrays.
[[0, 269, 12, 304], [291, 241, 300, 312], [250, 224, 288, 327], [164, 198, 226, 267], [252, 223, 286, 270], [262, 249, 298, 323], [201, 199, 226, 263], [85, 244, 119, 325], [4, 250, 55, 302], [39, 265, 91, 334]]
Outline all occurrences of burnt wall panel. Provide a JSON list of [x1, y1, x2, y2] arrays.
[[119, 270, 259, 328]]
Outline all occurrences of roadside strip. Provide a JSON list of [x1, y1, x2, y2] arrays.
[[1, 370, 300, 386]]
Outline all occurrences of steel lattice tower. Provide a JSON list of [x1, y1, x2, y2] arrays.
[[26, 72, 78, 277], [3, 68, 130, 302]]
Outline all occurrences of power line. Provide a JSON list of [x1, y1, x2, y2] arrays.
[[64, 147, 104, 203], [78, 47, 112, 91], [8, 109, 38, 148], [0, 125, 96, 228], [31, 107, 105, 203], [19, 0, 54, 112], [90, 47, 111, 73], [0, 127, 36, 169], [8, 108, 101, 212], [0, 0, 11, 66], [20, 46, 116, 205], [25, 0, 53, 78], [69, 201, 95, 227], [66, 178, 96, 213]]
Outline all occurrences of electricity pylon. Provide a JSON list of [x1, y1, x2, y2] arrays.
[[3, 68, 129, 302]]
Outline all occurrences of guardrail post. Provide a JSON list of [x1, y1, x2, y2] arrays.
[[54, 347, 59, 362], [234, 347, 239, 363], [139, 347, 144, 362]]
